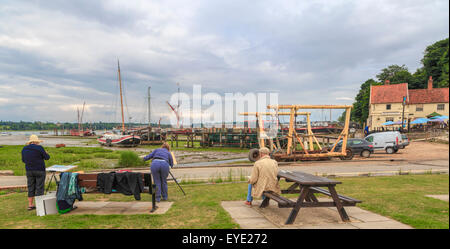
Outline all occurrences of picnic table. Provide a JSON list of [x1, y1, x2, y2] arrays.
[[260, 170, 361, 225]]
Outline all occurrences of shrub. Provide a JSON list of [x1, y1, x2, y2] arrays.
[[118, 151, 145, 167]]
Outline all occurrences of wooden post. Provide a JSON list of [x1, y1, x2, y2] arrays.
[[306, 113, 314, 151], [269, 139, 274, 151], [287, 108, 295, 155], [257, 113, 265, 148], [293, 130, 308, 154], [341, 107, 351, 155]]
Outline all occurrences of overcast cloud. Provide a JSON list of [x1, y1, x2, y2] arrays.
[[0, 0, 448, 124]]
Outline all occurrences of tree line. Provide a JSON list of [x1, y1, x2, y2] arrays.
[[0, 121, 170, 131], [340, 37, 449, 125]]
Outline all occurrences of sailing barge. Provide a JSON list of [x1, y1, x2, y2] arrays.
[[98, 61, 141, 147]]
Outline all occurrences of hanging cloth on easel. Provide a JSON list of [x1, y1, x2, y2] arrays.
[[266, 110, 279, 139]]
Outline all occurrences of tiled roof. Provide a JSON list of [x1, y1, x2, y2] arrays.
[[370, 83, 408, 104], [409, 88, 449, 104]]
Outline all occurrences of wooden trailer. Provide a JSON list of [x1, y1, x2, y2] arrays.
[[241, 104, 353, 162]]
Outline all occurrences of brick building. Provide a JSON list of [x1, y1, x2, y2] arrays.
[[367, 76, 449, 130]]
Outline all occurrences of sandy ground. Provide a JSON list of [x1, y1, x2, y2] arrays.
[[365, 140, 449, 161], [111, 146, 248, 164], [0, 135, 95, 146]]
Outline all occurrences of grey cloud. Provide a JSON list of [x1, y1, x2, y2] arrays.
[[0, 0, 448, 123]]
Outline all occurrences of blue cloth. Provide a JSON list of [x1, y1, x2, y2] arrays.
[[247, 184, 253, 202], [151, 160, 170, 202], [21, 144, 50, 171], [246, 184, 265, 202], [67, 173, 79, 196], [57, 172, 83, 207], [143, 148, 173, 167]]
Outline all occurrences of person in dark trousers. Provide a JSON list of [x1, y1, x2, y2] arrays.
[[21, 135, 50, 210], [142, 142, 174, 202]]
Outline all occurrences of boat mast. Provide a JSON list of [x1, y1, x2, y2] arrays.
[[118, 60, 125, 133], [148, 86, 151, 128]]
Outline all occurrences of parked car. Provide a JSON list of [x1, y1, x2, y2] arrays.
[[329, 138, 374, 160], [399, 133, 410, 149], [364, 131, 406, 154]]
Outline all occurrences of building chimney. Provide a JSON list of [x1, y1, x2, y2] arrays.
[[385, 80, 390, 85], [428, 76, 433, 89]]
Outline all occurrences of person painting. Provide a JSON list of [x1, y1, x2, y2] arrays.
[[21, 135, 50, 210], [142, 142, 174, 202], [245, 147, 281, 206]]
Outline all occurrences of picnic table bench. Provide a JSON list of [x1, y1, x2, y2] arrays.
[[260, 170, 361, 224], [77, 172, 158, 212]]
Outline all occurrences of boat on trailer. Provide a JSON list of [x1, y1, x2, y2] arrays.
[[98, 60, 141, 147], [97, 132, 140, 147]]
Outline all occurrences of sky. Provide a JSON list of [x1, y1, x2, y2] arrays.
[[0, 0, 448, 125]]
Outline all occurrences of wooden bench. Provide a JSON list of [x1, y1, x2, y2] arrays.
[[77, 172, 158, 212], [263, 187, 361, 207], [261, 191, 295, 208], [260, 170, 362, 224], [308, 187, 361, 205]]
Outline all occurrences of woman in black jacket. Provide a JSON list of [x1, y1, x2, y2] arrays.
[[21, 135, 50, 210]]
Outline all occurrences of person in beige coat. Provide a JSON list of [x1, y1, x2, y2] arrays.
[[245, 147, 281, 206]]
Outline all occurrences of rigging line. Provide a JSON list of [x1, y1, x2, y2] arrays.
[[138, 95, 147, 124], [109, 81, 117, 123], [123, 87, 130, 123], [120, 70, 131, 126], [138, 96, 144, 125], [149, 96, 160, 124], [108, 87, 115, 123], [113, 78, 120, 124], [150, 97, 163, 125]]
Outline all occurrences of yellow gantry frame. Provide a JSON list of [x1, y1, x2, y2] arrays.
[[266, 105, 352, 158], [239, 112, 311, 151]]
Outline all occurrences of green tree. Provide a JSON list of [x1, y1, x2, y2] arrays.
[[410, 67, 427, 89], [390, 70, 414, 84], [421, 38, 449, 87], [437, 47, 449, 87], [338, 110, 347, 123], [350, 79, 381, 125], [376, 64, 409, 83], [346, 38, 449, 126]]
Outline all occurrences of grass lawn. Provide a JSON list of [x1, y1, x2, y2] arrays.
[[0, 145, 123, 175], [0, 144, 248, 176], [0, 174, 447, 229]]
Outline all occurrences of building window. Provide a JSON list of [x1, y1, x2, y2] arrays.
[[386, 117, 394, 122], [437, 104, 445, 111], [416, 104, 423, 112], [386, 104, 391, 110]]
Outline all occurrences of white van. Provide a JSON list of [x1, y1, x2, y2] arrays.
[[364, 131, 405, 154]]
